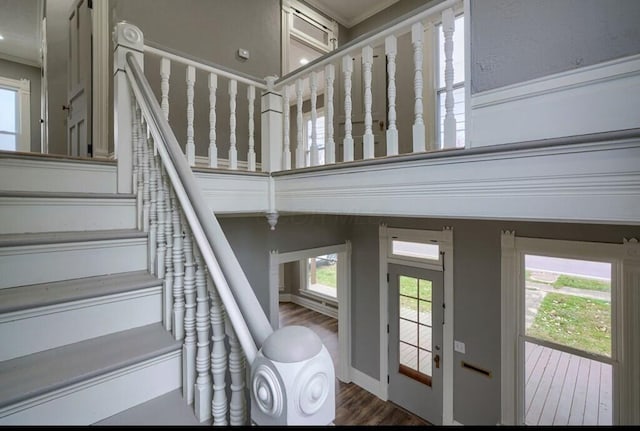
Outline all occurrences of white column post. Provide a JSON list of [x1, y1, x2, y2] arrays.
[[309, 71, 319, 166], [385, 35, 398, 156], [186, 65, 196, 166], [325, 64, 335, 165], [362, 46, 374, 159], [342, 55, 354, 162], [442, 8, 457, 149], [412, 22, 426, 153], [261, 76, 283, 173], [247, 85, 256, 171], [208, 73, 218, 168], [295, 78, 305, 168], [282, 85, 291, 170], [113, 22, 144, 193], [228, 79, 238, 170]]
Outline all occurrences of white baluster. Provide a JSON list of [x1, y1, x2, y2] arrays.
[[148, 145, 158, 275], [141, 125, 150, 233], [229, 79, 238, 170], [295, 79, 304, 168], [163, 180, 174, 331], [342, 55, 354, 162], [210, 281, 228, 425], [362, 46, 374, 159], [172, 202, 185, 340], [385, 35, 399, 156], [282, 86, 291, 170], [133, 106, 144, 230], [183, 222, 197, 405], [325, 64, 335, 165], [208, 73, 218, 168], [160, 57, 171, 120], [247, 85, 256, 171], [186, 65, 196, 166], [309, 72, 319, 166], [131, 100, 139, 196], [442, 8, 457, 149], [194, 248, 212, 421], [227, 321, 246, 425], [155, 161, 166, 280], [412, 22, 426, 153]]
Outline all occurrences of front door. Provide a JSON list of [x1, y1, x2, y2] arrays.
[[67, 0, 92, 157], [388, 263, 443, 424]]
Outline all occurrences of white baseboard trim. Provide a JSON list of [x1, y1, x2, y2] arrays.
[[349, 367, 384, 400], [451, 420, 464, 425], [470, 53, 640, 147], [279, 293, 338, 319]]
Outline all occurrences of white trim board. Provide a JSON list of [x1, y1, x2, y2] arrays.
[[470, 54, 640, 148]]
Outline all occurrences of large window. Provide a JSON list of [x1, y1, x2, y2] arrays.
[[304, 253, 337, 299], [436, 14, 465, 148], [0, 76, 30, 152]]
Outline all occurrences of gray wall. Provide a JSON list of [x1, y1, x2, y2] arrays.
[[46, 0, 74, 155], [0, 58, 42, 152], [221, 213, 639, 425], [110, 0, 282, 161], [470, 0, 640, 93]]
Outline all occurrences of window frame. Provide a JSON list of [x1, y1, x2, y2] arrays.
[[299, 253, 338, 302], [0, 76, 30, 152]]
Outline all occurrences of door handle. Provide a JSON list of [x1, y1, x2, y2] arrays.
[[434, 354, 440, 369]]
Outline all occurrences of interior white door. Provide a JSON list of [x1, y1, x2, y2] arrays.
[[67, 0, 92, 157], [388, 263, 443, 424]]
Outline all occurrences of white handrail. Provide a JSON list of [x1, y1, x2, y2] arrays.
[[276, 0, 458, 88], [144, 44, 268, 90], [125, 52, 272, 363]]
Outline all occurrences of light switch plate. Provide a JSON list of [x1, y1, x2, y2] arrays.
[[454, 340, 466, 354], [238, 48, 250, 60]]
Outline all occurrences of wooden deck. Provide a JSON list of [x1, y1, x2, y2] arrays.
[[279, 302, 428, 426], [525, 341, 612, 426]]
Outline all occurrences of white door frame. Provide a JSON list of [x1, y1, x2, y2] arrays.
[[379, 225, 455, 425], [500, 232, 640, 425], [269, 241, 351, 382], [91, 0, 109, 158]]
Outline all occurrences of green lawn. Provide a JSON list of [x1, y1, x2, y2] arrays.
[[552, 274, 610, 292], [528, 292, 611, 357], [315, 264, 337, 289]]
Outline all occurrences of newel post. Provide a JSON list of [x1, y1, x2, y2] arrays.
[[261, 76, 283, 172], [251, 326, 335, 426], [113, 22, 144, 193]]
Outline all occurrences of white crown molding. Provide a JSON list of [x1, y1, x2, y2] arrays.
[[0, 52, 41, 68]]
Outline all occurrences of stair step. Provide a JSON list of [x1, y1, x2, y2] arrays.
[[0, 191, 136, 235], [0, 324, 182, 425], [94, 389, 207, 426], [0, 153, 116, 193], [0, 230, 148, 289], [0, 271, 159, 314], [0, 271, 163, 361]]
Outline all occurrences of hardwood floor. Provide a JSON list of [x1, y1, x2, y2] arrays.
[[279, 302, 429, 426]]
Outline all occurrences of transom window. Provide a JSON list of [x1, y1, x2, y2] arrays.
[[399, 275, 433, 385]]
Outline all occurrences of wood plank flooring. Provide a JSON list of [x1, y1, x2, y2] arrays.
[[525, 342, 612, 426], [279, 302, 428, 426]]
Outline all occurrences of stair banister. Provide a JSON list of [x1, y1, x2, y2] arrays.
[[117, 22, 335, 425]]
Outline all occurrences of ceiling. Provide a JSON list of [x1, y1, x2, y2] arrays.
[[303, 0, 399, 28], [0, 0, 43, 67]]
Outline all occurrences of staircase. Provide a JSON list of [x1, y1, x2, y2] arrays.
[[0, 153, 186, 425]]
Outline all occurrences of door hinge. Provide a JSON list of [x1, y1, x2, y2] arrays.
[[387, 375, 390, 384], [386, 273, 389, 283], [441, 251, 445, 271], [387, 324, 389, 334], [88, 0, 93, 9], [88, 143, 93, 157]]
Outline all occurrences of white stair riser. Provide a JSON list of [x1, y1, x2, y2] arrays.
[[0, 287, 162, 361], [0, 198, 136, 234], [0, 159, 116, 193], [0, 239, 148, 289], [0, 351, 181, 425]]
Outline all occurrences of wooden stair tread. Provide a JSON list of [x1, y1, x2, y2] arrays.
[[0, 229, 146, 248], [0, 271, 160, 314], [0, 324, 180, 410]]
